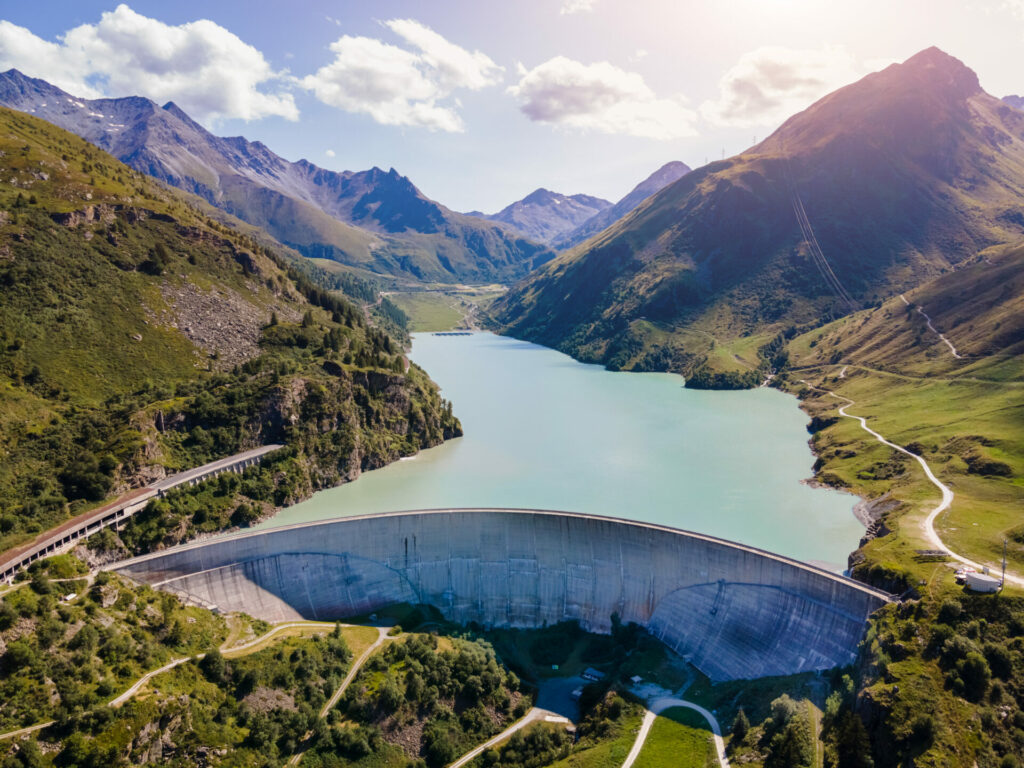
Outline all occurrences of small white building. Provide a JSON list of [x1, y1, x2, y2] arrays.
[[966, 572, 1001, 593]]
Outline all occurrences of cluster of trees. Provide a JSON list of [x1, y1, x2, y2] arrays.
[[0, 601, 353, 767], [0, 560, 225, 731], [115, 469, 280, 554], [927, 600, 1002, 704], [727, 694, 817, 768], [848, 593, 1024, 767], [477, 724, 571, 768], [191, 625, 352, 760], [684, 364, 762, 390], [328, 634, 525, 768], [0, 162, 450, 554]]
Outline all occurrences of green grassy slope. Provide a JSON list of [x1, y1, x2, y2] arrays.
[[0, 105, 460, 555], [776, 245, 1024, 767], [634, 708, 717, 768], [492, 48, 1024, 383], [784, 243, 1024, 578]]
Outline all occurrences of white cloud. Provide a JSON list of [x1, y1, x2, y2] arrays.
[[302, 19, 501, 132], [325, 149, 336, 157], [508, 56, 697, 140], [0, 4, 296, 125], [700, 45, 882, 128], [561, 0, 597, 14]]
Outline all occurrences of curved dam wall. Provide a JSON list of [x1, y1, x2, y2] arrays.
[[112, 509, 890, 682]]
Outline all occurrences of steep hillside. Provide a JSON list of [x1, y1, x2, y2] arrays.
[[1005, 95, 1024, 111], [493, 48, 1024, 381], [552, 160, 691, 250], [470, 188, 612, 244], [788, 243, 1024, 380], [775, 246, 1024, 767], [0, 70, 552, 285], [0, 106, 460, 555]]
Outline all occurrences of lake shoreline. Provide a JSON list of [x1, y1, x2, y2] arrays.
[[254, 331, 863, 570]]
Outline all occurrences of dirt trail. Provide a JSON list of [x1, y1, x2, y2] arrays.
[[0, 620, 358, 742], [900, 294, 963, 359], [287, 626, 393, 766]]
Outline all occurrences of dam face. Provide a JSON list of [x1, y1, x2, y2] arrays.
[[112, 509, 890, 682]]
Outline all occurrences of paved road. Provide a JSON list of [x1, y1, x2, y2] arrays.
[[150, 444, 282, 491], [447, 708, 569, 768], [223, 621, 337, 656], [0, 487, 156, 577], [2, 444, 282, 581], [804, 381, 1023, 588], [0, 721, 54, 743], [116, 621, 345, 706], [622, 697, 729, 768], [109, 656, 193, 707]]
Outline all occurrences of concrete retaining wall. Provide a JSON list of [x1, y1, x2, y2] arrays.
[[112, 509, 890, 682]]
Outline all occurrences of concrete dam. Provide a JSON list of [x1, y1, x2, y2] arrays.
[[112, 509, 891, 682]]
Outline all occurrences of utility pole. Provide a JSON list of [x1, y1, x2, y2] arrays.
[[1002, 538, 1007, 589]]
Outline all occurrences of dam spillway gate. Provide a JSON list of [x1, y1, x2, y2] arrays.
[[111, 508, 891, 682]]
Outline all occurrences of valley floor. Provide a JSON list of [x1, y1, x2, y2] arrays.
[[387, 286, 505, 332]]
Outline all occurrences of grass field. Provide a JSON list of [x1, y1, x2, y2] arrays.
[[797, 371, 1023, 579], [782, 284, 1024, 585], [388, 288, 506, 333], [387, 291, 465, 332], [634, 707, 717, 768], [546, 705, 644, 768]]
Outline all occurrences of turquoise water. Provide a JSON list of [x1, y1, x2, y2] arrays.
[[259, 332, 863, 570]]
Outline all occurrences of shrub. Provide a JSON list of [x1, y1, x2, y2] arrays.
[[732, 708, 750, 743], [937, 599, 963, 624], [957, 652, 992, 702]]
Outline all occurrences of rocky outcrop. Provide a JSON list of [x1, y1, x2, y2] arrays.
[[51, 203, 116, 228]]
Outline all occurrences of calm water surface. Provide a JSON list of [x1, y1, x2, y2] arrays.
[[259, 332, 863, 570]]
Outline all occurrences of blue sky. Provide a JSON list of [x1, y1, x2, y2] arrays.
[[1, 1, 1022, 212]]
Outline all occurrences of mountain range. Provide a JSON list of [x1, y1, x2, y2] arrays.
[[468, 161, 692, 249], [1005, 95, 1024, 111], [470, 188, 612, 245], [553, 160, 692, 250], [0, 69, 553, 285], [492, 47, 1024, 379]]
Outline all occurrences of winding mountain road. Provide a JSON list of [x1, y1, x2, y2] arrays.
[[900, 294, 963, 359], [804, 380, 1022, 588]]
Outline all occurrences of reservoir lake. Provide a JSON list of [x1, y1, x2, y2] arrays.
[[259, 332, 864, 570]]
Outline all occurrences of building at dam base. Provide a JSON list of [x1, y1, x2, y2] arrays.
[[112, 509, 891, 682]]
